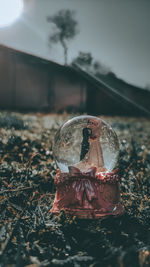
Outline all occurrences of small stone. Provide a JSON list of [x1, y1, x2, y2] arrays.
[[32, 169, 38, 175]]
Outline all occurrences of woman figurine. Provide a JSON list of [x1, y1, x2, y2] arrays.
[[84, 119, 104, 171], [76, 119, 105, 172]]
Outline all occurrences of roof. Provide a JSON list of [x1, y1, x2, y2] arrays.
[[72, 64, 150, 117], [0, 43, 62, 67]]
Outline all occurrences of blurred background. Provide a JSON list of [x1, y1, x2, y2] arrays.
[[0, 0, 150, 116], [0, 2, 150, 266]]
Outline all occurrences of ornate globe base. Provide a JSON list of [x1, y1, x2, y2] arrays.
[[51, 166, 124, 219]]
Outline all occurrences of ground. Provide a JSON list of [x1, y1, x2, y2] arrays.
[[0, 112, 150, 267]]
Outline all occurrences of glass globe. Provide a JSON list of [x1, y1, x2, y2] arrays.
[[53, 115, 119, 173]]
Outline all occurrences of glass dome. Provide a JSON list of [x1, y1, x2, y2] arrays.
[[53, 115, 119, 173]]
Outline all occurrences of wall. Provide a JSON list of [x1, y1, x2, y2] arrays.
[[0, 47, 86, 112]]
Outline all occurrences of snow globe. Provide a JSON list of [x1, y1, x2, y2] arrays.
[[51, 115, 124, 218]]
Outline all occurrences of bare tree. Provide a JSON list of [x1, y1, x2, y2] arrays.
[[47, 9, 78, 65]]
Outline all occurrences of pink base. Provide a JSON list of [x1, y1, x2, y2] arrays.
[[51, 167, 124, 219]]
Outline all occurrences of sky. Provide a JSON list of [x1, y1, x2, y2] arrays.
[[0, 0, 150, 88]]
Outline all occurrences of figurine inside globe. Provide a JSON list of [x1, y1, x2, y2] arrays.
[[54, 115, 119, 173]]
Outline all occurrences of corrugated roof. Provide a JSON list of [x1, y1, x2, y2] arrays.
[[72, 64, 150, 117]]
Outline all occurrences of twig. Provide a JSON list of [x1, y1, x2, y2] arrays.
[[0, 186, 37, 196], [37, 204, 45, 225]]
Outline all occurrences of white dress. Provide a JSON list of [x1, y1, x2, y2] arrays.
[[84, 123, 104, 169], [75, 120, 105, 172]]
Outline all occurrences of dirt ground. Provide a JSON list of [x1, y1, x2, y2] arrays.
[[0, 112, 150, 267]]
